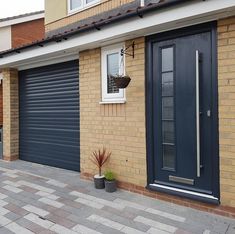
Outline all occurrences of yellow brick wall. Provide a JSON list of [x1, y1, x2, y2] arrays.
[[80, 37, 146, 186], [2, 68, 19, 161], [218, 17, 235, 208], [79, 20, 235, 208], [45, 0, 135, 32], [45, 0, 67, 25]]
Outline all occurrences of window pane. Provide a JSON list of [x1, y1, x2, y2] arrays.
[[70, 0, 82, 9], [162, 97, 174, 120], [162, 82, 173, 97], [162, 72, 173, 83], [107, 53, 119, 94], [162, 104, 174, 120], [162, 47, 173, 72], [163, 145, 175, 169], [162, 72, 173, 97], [162, 121, 174, 143], [86, 0, 95, 3]]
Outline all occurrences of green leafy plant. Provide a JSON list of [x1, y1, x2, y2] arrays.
[[104, 170, 115, 181], [90, 148, 111, 176]]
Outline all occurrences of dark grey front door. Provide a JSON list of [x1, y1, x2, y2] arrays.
[[146, 23, 219, 203]]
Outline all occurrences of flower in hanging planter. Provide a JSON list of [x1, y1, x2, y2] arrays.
[[111, 74, 131, 89]]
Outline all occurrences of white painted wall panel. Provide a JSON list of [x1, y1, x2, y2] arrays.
[[0, 26, 11, 52]]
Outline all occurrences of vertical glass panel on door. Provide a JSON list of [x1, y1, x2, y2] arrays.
[[107, 52, 119, 94], [162, 47, 173, 72], [162, 121, 174, 143], [161, 47, 175, 170], [162, 97, 174, 120], [163, 144, 175, 169], [162, 72, 173, 97]]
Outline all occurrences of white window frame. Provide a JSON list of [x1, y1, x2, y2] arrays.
[[68, 0, 100, 14], [101, 43, 126, 103]]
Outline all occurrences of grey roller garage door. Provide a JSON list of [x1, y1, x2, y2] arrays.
[[19, 60, 80, 171]]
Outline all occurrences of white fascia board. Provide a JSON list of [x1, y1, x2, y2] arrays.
[[0, 13, 44, 28], [1, 0, 235, 70], [17, 53, 79, 71]]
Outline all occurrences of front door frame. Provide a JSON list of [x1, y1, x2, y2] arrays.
[[145, 22, 219, 204]]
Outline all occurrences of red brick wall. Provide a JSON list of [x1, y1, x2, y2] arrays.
[[11, 18, 45, 48]]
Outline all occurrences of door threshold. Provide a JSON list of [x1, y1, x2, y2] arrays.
[[148, 183, 219, 205]]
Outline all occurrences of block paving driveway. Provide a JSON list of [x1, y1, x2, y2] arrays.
[[0, 160, 234, 234]]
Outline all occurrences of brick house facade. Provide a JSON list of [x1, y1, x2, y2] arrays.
[[11, 18, 44, 48], [0, 0, 235, 218], [80, 38, 146, 187], [0, 11, 44, 126], [0, 11, 44, 51]]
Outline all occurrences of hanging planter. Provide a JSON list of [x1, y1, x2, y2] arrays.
[[109, 41, 134, 89], [111, 75, 131, 89]]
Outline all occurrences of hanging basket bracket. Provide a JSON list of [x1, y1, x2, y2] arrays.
[[120, 41, 135, 59]]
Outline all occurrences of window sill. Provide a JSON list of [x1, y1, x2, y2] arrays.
[[99, 100, 126, 105]]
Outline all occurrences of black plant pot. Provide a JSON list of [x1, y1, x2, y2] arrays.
[[105, 180, 117, 193], [94, 175, 105, 189]]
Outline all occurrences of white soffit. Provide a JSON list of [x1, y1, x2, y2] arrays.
[[0, 0, 235, 70]]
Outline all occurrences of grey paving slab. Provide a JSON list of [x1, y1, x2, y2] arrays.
[[65, 204, 94, 218], [69, 217, 101, 230], [95, 224, 122, 234], [93, 208, 149, 232], [102, 206, 140, 220], [4, 212, 21, 222], [0, 160, 234, 234], [46, 213, 75, 228], [16, 218, 48, 233], [4, 203, 29, 216], [3, 197, 27, 207], [0, 227, 14, 234]]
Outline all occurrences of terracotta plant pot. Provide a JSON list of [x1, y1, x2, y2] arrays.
[[94, 175, 105, 189], [105, 179, 117, 193]]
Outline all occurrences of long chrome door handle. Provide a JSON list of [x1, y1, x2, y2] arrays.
[[196, 50, 201, 178]]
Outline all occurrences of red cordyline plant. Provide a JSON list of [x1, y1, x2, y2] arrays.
[[90, 148, 111, 176]]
